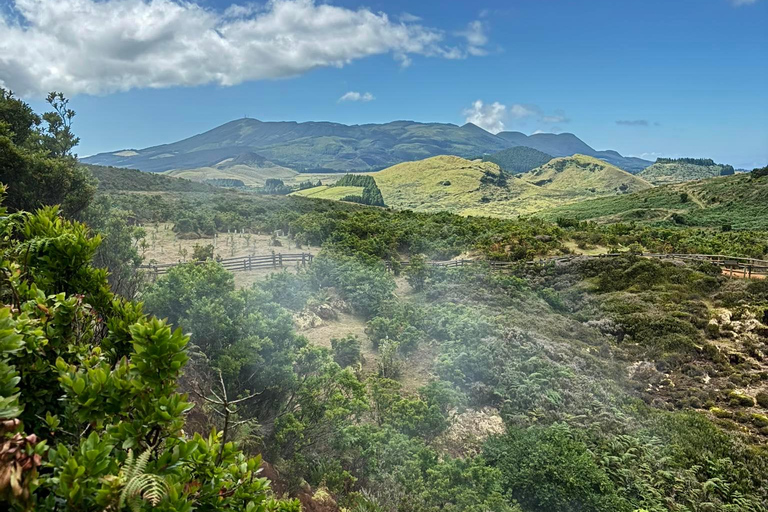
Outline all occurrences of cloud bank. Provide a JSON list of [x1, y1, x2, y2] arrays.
[[464, 100, 569, 133], [0, 0, 489, 96], [338, 91, 375, 102]]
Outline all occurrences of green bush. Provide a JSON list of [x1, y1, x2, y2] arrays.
[[331, 335, 363, 368]]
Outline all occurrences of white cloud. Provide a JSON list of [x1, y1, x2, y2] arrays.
[[400, 12, 421, 22], [457, 20, 488, 56], [464, 100, 570, 133], [509, 104, 541, 119], [0, 0, 488, 96], [338, 91, 375, 102], [463, 100, 507, 134]]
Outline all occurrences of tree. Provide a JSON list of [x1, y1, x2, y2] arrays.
[[0, 193, 298, 511], [405, 254, 430, 291], [0, 89, 94, 217]]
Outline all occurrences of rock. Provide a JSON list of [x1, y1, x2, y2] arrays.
[[314, 304, 338, 321], [294, 311, 323, 330]]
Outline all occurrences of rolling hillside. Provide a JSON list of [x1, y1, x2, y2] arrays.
[[82, 118, 651, 175], [519, 155, 652, 195], [163, 152, 297, 187], [496, 132, 652, 173], [483, 146, 554, 173], [539, 169, 768, 230], [370, 156, 534, 215], [638, 158, 736, 185], [295, 154, 655, 217]]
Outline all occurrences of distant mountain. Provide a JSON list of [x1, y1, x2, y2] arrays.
[[495, 132, 652, 173], [83, 118, 652, 175], [483, 146, 554, 174], [83, 119, 510, 173], [638, 158, 735, 185]]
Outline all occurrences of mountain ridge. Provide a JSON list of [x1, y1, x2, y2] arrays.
[[82, 118, 652, 174]]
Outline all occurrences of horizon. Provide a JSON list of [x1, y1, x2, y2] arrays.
[[3, 0, 767, 168]]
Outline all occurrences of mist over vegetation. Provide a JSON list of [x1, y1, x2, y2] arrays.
[[2, 92, 768, 512]]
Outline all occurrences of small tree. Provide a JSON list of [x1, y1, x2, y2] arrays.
[[331, 335, 363, 368], [405, 254, 430, 291], [192, 243, 215, 261]]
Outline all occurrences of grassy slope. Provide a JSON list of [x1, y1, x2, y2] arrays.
[[292, 185, 366, 200], [639, 162, 732, 185], [293, 155, 660, 218], [164, 163, 297, 187], [520, 154, 652, 195], [372, 156, 536, 215], [84, 164, 214, 192], [540, 172, 768, 230]]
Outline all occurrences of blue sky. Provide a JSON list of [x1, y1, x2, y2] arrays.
[[3, 0, 766, 168]]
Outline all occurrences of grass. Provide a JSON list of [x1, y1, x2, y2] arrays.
[[539, 173, 768, 230], [292, 185, 366, 200], [639, 161, 732, 185], [164, 163, 297, 187], [290, 155, 663, 219]]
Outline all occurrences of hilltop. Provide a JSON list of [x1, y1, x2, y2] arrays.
[[482, 146, 554, 174], [82, 118, 650, 175], [496, 131, 652, 173], [638, 158, 736, 185], [295, 154, 655, 218], [369, 155, 533, 214], [519, 154, 651, 195], [540, 168, 768, 230]]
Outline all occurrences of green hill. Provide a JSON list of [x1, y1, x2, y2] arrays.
[[84, 164, 214, 192], [539, 168, 768, 230], [483, 146, 554, 173], [371, 156, 531, 215], [639, 158, 736, 185], [519, 155, 652, 195], [294, 155, 656, 218], [163, 152, 297, 187]]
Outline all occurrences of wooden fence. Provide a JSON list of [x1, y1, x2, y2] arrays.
[[141, 251, 768, 280], [393, 253, 768, 279], [140, 252, 314, 276]]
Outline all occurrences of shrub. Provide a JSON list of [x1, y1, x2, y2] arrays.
[[728, 391, 756, 407], [756, 392, 768, 408], [331, 335, 363, 368]]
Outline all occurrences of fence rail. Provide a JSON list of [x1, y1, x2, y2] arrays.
[[140, 252, 314, 275], [141, 251, 768, 279], [392, 253, 768, 279]]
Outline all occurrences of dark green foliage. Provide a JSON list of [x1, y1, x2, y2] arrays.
[[484, 146, 554, 174], [192, 243, 214, 261], [752, 165, 768, 179], [334, 174, 386, 207], [332, 335, 363, 368], [263, 178, 291, 195], [204, 178, 245, 188], [485, 425, 632, 512], [0, 198, 297, 511], [657, 157, 717, 166], [86, 164, 213, 192], [0, 90, 95, 217]]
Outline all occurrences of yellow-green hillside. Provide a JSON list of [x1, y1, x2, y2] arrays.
[[371, 156, 537, 215], [292, 185, 365, 200], [164, 162, 296, 187], [292, 155, 659, 218], [520, 154, 652, 195]]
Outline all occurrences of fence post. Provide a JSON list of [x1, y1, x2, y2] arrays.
[[272, 251, 276, 268], [279, 253, 283, 267], [302, 253, 306, 266]]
